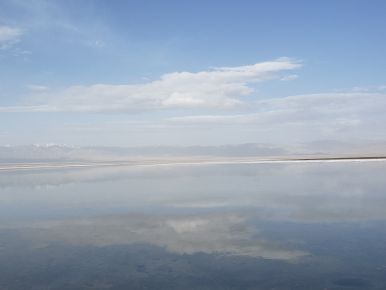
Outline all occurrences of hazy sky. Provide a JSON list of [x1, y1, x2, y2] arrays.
[[1, 0, 386, 147]]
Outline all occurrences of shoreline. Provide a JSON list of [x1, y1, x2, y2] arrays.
[[1, 156, 386, 172]]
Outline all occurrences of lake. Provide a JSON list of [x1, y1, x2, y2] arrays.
[[1, 161, 386, 289]]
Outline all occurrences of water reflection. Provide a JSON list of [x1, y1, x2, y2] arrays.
[[1, 162, 386, 222], [3, 213, 305, 260], [1, 162, 386, 289]]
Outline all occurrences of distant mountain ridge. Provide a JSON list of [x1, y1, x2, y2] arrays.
[[0, 141, 385, 163], [0, 143, 288, 162]]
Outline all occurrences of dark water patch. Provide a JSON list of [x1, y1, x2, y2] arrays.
[[333, 277, 371, 287]]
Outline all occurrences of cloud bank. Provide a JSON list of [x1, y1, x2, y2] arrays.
[[0, 58, 301, 112], [166, 92, 386, 140], [169, 92, 385, 124], [2, 56, 385, 147]]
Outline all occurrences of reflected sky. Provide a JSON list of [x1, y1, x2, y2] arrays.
[[1, 162, 386, 289], [1, 162, 386, 222]]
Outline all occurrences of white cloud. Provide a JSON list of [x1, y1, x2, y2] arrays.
[[27, 84, 49, 92], [168, 114, 256, 125], [0, 58, 301, 112], [280, 74, 299, 81], [169, 92, 386, 125], [0, 25, 23, 49], [0, 105, 58, 113], [3, 88, 384, 146], [164, 92, 386, 142]]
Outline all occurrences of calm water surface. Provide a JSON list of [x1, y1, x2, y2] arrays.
[[1, 162, 386, 289]]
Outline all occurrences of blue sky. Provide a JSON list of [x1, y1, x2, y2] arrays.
[[1, 0, 386, 147]]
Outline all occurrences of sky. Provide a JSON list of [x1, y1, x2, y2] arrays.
[[0, 0, 386, 147]]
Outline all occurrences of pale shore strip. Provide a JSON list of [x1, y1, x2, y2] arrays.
[[1, 156, 386, 172]]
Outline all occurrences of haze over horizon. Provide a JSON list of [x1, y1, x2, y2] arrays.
[[1, 0, 386, 150]]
